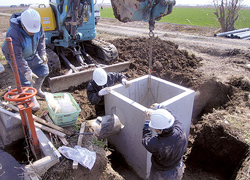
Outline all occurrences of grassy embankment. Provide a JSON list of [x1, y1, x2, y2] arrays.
[[100, 6, 250, 29]]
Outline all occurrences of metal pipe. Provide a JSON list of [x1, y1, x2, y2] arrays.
[[6, 37, 22, 93], [234, 32, 250, 39], [243, 37, 250, 40], [215, 28, 249, 37], [232, 31, 250, 37]]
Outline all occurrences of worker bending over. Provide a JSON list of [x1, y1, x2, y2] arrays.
[[142, 106, 187, 180], [87, 68, 131, 116], [1, 8, 49, 111]]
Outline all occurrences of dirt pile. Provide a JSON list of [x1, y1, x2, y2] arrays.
[[110, 37, 202, 89]]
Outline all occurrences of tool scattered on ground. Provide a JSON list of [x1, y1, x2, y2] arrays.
[[69, 132, 93, 137]]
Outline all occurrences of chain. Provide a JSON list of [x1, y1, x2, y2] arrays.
[[148, 29, 154, 75], [142, 22, 156, 107]]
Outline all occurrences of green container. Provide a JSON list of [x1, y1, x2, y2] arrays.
[[46, 93, 81, 127]]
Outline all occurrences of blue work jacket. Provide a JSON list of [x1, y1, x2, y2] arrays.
[[1, 11, 46, 76]]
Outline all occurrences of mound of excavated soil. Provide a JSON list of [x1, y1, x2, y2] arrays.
[[110, 37, 202, 87]]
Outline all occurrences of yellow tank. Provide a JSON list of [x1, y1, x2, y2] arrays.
[[30, 4, 56, 31]]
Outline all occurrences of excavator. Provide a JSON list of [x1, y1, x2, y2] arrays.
[[31, 0, 176, 92]]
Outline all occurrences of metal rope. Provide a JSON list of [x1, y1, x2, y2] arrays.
[[141, 28, 157, 107]]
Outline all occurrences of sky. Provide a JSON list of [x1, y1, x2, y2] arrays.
[[0, 0, 249, 7]]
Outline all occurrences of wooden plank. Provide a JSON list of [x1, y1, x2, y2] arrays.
[[58, 136, 69, 146], [34, 122, 66, 138], [42, 111, 53, 123], [0, 107, 66, 138], [0, 101, 73, 136], [72, 122, 86, 169], [77, 122, 86, 145]]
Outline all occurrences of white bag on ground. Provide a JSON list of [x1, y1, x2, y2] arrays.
[[58, 145, 96, 170]]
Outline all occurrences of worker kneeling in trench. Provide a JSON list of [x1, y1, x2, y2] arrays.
[[87, 68, 131, 116], [142, 107, 187, 180]]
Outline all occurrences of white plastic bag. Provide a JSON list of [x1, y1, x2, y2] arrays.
[[45, 93, 77, 114], [58, 93, 77, 113], [58, 146, 96, 170], [45, 92, 61, 113]]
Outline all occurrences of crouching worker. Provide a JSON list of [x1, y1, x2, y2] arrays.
[[1, 8, 49, 111], [142, 108, 187, 180], [87, 68, 131, 116]]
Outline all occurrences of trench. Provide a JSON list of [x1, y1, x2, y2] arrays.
[[184, 80, 249, 180], [3, 139, 30, 164], [108, 143, 144, 180]]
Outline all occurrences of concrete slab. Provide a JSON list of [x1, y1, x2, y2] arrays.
[[105, 75, 195, 179], [0, 108, 24, 147]]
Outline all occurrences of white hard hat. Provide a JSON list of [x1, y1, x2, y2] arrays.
[[21, 9, 41, 33], [149, 109, 174, 130], [93, 68, 107, 86]]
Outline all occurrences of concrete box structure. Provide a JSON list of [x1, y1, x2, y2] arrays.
[[105, 75, 195, 179]]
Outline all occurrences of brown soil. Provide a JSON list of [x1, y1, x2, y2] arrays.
[[1, 8, 250, 180]]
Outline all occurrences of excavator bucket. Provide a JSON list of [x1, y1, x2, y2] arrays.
[[49, 61, 130, 92], [111, 0, 176, 23]]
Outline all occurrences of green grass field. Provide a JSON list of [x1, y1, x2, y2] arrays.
[[100, 6, 250, 29]]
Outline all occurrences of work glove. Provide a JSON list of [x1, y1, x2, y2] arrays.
[[41, 54, 48, 65], [150, 103, 162, 110], [143, 109, 152, 121], [122, 78, 132, 88], [24, 71, 38, 83], [98, 87, 111, 96]]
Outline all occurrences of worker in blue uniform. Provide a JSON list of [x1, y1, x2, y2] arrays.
[[1, 8, 49, 111], [142, 107, 188, 180]]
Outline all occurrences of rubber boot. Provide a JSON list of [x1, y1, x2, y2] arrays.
[[33, 77, 46, 98], [31, 96, 40, 111], [27, 90, 40, 111]]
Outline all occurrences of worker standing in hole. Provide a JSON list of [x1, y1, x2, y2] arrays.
[[142, 106, 188, 180], [87, 68, 132, 116], [1, 8, 49, 111]]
